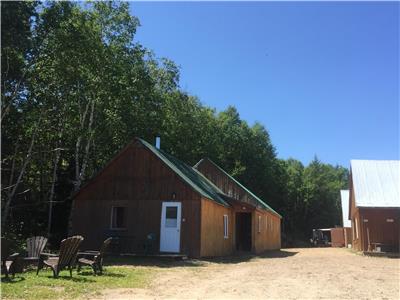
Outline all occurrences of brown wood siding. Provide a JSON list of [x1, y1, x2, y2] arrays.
[[252, 210, 281, 253], [331, 228, 345, 247], [359, 208, 400, 252], [196, 161, 244, 203], [348, 171, 355, 219], [196, 158, 281, 254], [349, 173, 399, 252], [352, 210, 362, 251], [344, 227, 352, 248], [196, 160, 280, 218], [71, 142, 202, 257], [200, 198, 234, 257], [349, 184, 357, 220], [349, 180, 363, 251]]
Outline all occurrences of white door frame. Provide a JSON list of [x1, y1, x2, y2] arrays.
[[160, 202, 181, 253]]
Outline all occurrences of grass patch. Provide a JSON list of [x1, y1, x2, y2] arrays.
[[1, 266, 152, 300]]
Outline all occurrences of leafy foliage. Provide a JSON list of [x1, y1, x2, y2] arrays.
[[277, 158, 348, 243], [1, 1, 348, 247]]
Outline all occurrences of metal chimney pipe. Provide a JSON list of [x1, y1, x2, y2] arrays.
[[156, 136, 161, 149]]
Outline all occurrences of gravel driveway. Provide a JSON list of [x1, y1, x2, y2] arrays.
[[93, 248, 400, 299]]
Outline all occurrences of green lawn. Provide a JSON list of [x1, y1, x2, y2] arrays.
[[1, 265, 152, 300]]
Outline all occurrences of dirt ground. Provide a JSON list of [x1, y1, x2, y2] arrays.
[[92, 248, 400, 300]]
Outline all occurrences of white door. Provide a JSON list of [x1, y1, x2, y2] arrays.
[[160, 202, 181, 253]]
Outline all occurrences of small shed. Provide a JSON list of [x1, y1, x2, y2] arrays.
[[349, 160, 400, 253], [312, 227, 344, 247], [70, 138, 281, 257], [331, 227, 345, 247]]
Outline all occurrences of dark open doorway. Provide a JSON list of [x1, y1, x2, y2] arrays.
[[236, 212, 252, 251]]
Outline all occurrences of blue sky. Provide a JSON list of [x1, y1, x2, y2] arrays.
[[131, 1, 399, 167]]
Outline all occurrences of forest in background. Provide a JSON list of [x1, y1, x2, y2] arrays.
[[1, 1, 348, 247]]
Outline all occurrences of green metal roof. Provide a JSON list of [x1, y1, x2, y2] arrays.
[[194, 158, 282, 218], [138, 139, 229, 207]]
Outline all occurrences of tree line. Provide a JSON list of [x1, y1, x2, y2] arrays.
[[1, 1, 348, 246]]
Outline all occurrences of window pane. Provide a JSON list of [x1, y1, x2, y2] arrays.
[[223, 215, 228, 238], [166, 218, 177, 227], [112, 207, 125, 228], [166, 207, 177, 219], [112, 208, 117, 227], [165, 206, 178, 228], [116, 207, 125, 228]]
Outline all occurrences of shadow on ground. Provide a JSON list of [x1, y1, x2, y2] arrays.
[[42, 275, 96, 282], [105, 249, 298, 268], [203, 249, 298, 264], [105, 256, 207, 268], [78, 270, 126, 278], [1, 276, 25, 283]]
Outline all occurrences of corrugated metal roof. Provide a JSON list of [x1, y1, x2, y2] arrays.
[[340, 190, 351, 227], [138, 139, 230, 207], [351, 160, 400, 208]]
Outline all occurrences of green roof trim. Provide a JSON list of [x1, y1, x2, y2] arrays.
[[194, 158, 282, 218], [138, 139, 229, 207]]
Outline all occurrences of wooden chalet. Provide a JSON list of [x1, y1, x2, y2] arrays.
[[70, 138, 281, 257], [349, 160, 399, 253]]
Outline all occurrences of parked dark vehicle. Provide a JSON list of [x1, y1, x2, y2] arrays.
[[310, 229, 331, 247]]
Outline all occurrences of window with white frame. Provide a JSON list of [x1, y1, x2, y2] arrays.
[[223, 215, 229, 239], [258, 215, 261, 233], [111, 206, 126, 229]]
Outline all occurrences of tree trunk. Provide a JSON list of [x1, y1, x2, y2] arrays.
[[46, 147, 61, 237], [2, 124, 38, 228], [46, 135, 65, 237], [68, 97, 96, 234]]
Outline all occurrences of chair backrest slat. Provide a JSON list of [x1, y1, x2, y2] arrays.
[[96, 237, 112, 263], [100, 238, 112, 256], [26, 236, 48, 258], [58, 236, 83, 267]]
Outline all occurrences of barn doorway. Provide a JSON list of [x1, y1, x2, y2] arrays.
[[236, 212, 252, 251]]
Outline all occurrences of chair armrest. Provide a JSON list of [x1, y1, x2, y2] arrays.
[[82, 250, 100, 255], [39, 252, 58, 259], [78, 251, 100, 258], [8, 253, 19, 261]]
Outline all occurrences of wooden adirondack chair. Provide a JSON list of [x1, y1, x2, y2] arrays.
[[37, 235, 84, 278], [77, 237, 112, 275], [1, 238, 20, 278], [23, 236, 48, 265]]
